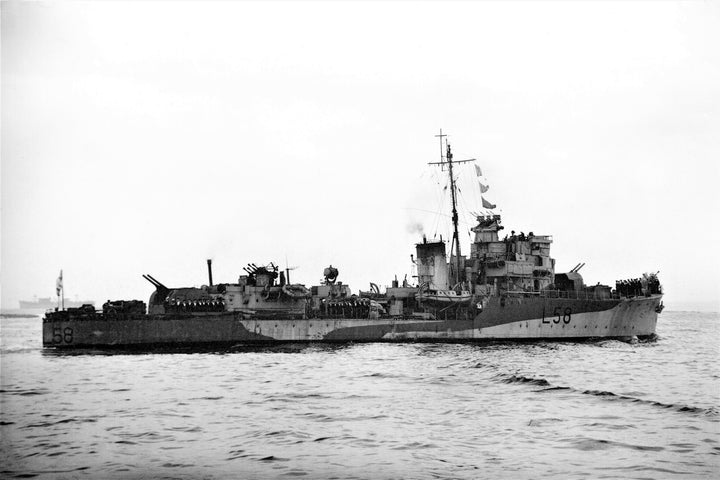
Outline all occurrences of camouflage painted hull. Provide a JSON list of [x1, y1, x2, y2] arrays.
[[42, 295, 662, 349]]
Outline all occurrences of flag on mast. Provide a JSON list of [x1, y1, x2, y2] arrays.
[[56, 270, 63, 296], [482, 197, 496, 209], [479, 181, 489, 193]]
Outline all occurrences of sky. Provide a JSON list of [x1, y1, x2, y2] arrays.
[[2, 1, 719, 312]]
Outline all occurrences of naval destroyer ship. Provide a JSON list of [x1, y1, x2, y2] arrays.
[[43, 135, 663, 348]]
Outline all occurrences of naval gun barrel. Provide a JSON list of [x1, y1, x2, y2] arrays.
[[143, 274, 167, 289]]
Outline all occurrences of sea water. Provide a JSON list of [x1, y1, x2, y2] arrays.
[[1, 310, 718, 479]]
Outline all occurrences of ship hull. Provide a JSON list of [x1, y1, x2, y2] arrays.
[[42, 295, 661, 348]]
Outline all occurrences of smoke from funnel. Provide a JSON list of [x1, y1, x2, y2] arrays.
[[406, 221, 424, 235]]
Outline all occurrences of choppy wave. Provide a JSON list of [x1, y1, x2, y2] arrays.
[[0, 388, 51, 396], [497, 373, 719, 416]]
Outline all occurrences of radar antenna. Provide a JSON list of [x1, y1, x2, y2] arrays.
[[428, 129, 476, 285]]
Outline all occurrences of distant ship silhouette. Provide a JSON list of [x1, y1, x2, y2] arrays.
[[19, 296, 94, 309]]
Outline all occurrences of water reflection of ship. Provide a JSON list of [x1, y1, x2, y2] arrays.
[[19, 296, 94, 309]]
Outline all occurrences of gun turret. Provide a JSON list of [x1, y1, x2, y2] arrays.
[[143, 274, 170, 307]]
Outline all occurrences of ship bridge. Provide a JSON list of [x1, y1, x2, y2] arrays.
[[469, 214, 556, 294]]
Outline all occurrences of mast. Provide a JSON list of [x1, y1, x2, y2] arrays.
[[446, 143, 461, 282], [429, 130, 475, 286]]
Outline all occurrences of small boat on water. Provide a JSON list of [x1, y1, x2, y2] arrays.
[[43, 133, 663, 348]]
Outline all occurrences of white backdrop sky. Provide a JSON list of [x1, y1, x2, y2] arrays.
[[2, 1, 719, 311]]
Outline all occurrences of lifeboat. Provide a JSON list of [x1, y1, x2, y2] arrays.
[[281, 284, 311, 298], [415, 289, 473, 304]]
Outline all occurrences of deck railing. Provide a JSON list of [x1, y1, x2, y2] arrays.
[[504, 289, 655, 301]]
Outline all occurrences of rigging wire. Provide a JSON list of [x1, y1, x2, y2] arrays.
[[415, 166, 447, 242], [403, 208, 477, 228], [425, 148, 503, 253], [468, 161, 482, 218], [456, 185, 477, 247], [432, 178, 449, 240]]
